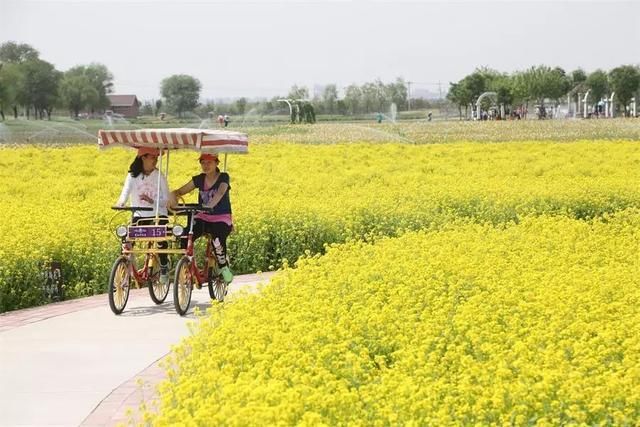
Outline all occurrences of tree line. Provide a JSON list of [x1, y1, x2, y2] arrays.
[[0, 42, 114, 120], [154, 78, 412, 119], [447, 65, 640, 119], [0, 42, 209, 121], [4, 40, 638, 122], [0, 41, 415, 121], [287, 78, 409, 116]]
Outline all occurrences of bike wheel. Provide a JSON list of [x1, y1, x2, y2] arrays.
[[208, 273, 228, 302], [148, 254, 169, 304], [108, 257, 130, 315], [207, 266, 216, 299], [173, 257, 193, 316]]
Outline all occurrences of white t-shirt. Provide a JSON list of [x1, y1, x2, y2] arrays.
[[117, 169, 170, 217]]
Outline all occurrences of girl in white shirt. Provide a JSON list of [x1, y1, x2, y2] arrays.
[[116, 147, 169, 216], [116, 147, 171, 284]]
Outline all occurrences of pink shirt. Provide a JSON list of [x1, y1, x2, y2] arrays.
[[195, 212, 233, 226]]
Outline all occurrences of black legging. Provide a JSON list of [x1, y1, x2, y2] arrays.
[[181, 219, 232, 268], [133, 216, 169, 267]]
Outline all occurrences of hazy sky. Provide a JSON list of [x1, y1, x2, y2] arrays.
[[1, 0, 639, 101]]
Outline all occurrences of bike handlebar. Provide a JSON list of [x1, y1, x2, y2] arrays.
[[111, 206, 154, 212], [172, 204, 215, 215]]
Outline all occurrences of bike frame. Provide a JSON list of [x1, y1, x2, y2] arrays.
[[182, 213, 219, 285], [120, 241, 158, 287], [111, 210, 177, 286]]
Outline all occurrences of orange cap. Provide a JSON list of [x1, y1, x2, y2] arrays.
[[199, 153, 219, 162], [137, 147, 160, 157]]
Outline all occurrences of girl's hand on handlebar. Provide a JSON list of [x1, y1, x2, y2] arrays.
[[168, 192, 178, 208]]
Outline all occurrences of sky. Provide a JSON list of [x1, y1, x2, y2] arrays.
[[1, 0, 639, 101]]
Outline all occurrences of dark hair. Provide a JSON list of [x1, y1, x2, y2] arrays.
[[128, 156, 144, 178]]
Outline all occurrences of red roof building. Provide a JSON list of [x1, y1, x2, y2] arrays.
[[107, 95, 140, 118]]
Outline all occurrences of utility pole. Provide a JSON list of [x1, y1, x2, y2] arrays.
[[407, 81, 412, 111], [438, 81, 442, 99]]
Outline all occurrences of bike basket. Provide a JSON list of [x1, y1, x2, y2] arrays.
[[127, 225, 168, 239]]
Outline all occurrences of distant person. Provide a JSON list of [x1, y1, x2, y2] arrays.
[[217, 114, 224, 127], [376, 112, 383, 123], [427, 112, 432, 122], [223, 114, 229, 127]]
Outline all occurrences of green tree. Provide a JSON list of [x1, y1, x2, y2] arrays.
[[0, 42, 39, 118], [455, 69, 496, 118], [0, 63, 22, 120], [140, 100, 154, 116], [322, 84, 338, 114], [520, 66, 544, 107], [462, 70, 489, 101], [374, 79, 388, 111], [236, 97, 248, 115], [510, 71, 529, 106], [0, 65, 7, 121], [59, 74, 99, 118], [160, 74, 201, 117], [19, 59, 61, 119], [585, 69, 609, 105], [65, 64, 113, 112], [287, 85, 309, 100], [514, 66, 570, 117], [446, 81, 472, 119], [262, 97, 280, 115], [83, 63, 114, 110], [343, 84, 362, 115], [567, 68, 588, 101], [155, 99, 163, 116], [608, 65, 640, 116], [571, 69, 587, 86], [194, 99, 216, 117], [0, 41, 39, 63], [361, 82, 378, 114], [547, 67, 571, 100], [387, 77, 408, 111], [489, 74, 515, 115], [302, 102, 316, 123]]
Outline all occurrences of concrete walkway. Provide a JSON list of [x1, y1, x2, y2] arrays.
[[0, 272, 274, 427]]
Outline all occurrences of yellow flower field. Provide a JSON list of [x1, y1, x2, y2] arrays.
[[149, 210, 640, 425], [2, 124, 639, 423], [0, 139, 639, 311]]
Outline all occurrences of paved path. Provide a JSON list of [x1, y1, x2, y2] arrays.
[[0, 272, 274, 427]]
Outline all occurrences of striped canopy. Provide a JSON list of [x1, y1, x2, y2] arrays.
[[98, 128, 248, 154]]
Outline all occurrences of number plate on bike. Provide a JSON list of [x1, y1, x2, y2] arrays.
[[128, 226, 167, 238]]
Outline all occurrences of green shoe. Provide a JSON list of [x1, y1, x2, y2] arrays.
[[220, 266, 233, 284]]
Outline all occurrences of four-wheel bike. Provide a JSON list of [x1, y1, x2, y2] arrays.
[[99, 127, 249, 316]]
